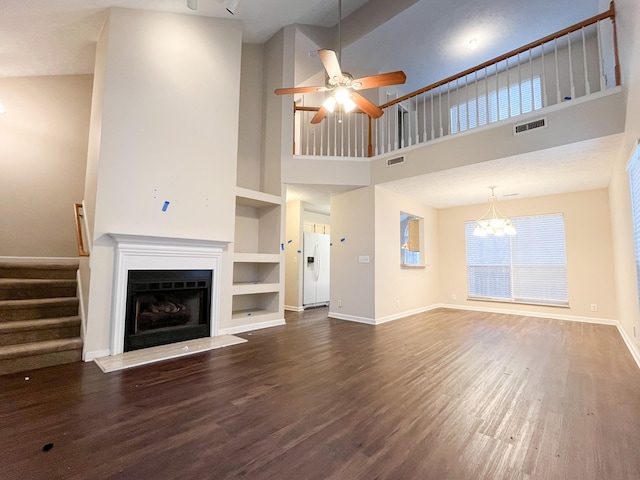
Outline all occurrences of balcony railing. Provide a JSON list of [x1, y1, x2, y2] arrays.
[[293, 1, 620, 159]]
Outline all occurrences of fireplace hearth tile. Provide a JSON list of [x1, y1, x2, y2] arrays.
[[93, 335, 247, 373]]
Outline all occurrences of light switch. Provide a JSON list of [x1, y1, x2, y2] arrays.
[[358, 256, 370, 263]]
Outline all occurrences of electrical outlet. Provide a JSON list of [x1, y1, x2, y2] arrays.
[[590, 304, 598, 312], [635, 326, 637, 338], [396, 299, 400, 307], [451, 293, 457, 300], [338, 300, 342, 308]]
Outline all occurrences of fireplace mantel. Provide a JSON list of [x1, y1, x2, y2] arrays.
[[108, 234, 229, 356]]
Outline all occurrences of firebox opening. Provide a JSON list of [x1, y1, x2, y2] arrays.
[[125, 270, 212, 352]]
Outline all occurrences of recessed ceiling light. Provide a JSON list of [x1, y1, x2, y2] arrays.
[[0, 102, 6, 114], [469, 38, 478, 50]]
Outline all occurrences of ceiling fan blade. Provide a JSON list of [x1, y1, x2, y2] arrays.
[[274, 86, 327, 95], [311, 107, 329, 124], [318, 49, 343, 81], [352, 71, 407, 90], [351, 92, 384, 119]]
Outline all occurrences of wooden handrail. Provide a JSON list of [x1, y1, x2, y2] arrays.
[[74, 203, 90, 257], [380, 1, 618, 109]]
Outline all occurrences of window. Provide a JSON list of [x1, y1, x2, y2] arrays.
[[465, 213, 568, 306], [400, 212, 422, 266], [451, 77, 542, 134], [628, 145, 640, 303]]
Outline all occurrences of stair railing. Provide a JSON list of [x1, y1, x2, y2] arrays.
[[74, 203, 90, 257], [293, 1, 620, 158]]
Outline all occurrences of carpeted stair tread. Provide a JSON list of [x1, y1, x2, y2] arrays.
[[0, 337, 83, 360], [0, 278, 77, 300], [0, 260, 79, 280], [0, 316, 81, 346], [0, 297, 79, 322], [0, 316, 80, 332]]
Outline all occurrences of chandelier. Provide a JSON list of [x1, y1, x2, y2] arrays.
[[473, 187, 516, 237]]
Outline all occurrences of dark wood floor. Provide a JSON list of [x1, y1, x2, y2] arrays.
[[1, 308, 640, 480]]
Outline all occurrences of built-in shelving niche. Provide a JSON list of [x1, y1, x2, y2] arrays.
[[231, 292, 280, 320]]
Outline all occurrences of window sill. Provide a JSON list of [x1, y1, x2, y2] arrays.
[[467, 297, 570, 308], [401, 264, 426, 269]]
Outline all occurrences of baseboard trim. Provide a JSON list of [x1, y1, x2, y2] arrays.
[[84, 349, 111, 362], [438, 303, 640, 370], [615, 322, 640, 370], [375, 305, 442, 325], [284, 305, 304, 312], [219, 319, 286, 335], [327, 312, 376, 325]]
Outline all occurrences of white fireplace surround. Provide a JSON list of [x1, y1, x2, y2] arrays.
[[109, 234, 228, 356]]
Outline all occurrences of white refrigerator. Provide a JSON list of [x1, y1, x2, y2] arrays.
[[303, 232, 330, 307]]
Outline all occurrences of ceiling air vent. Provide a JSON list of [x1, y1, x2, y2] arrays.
[[386, 155, 405, 167], [513, 117, 547, 135]]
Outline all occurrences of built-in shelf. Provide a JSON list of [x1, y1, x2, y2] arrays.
[[235, 188, 282, 255], [233, 261, 279, 284], [231, 187, 283, 328], [231, 292, 279, 321], [232, 283, 280, 295]]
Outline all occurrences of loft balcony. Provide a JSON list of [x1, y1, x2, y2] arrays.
[[291, 2, 622, 162]]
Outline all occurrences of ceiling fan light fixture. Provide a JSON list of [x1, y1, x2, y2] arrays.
[[334, 87, 349, 104], [343, 96, 356, 112], [187, 0, 197, 10], [323, 96, 337, 113]]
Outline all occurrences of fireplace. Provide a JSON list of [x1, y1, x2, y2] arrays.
[[125, 270, 212, 351], [106, 234, 226, 358]]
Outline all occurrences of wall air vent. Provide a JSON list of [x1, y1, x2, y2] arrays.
[[386, 155, 406, 167], [513, 117, 547, 135]]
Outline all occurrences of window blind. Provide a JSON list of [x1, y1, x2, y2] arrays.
[[628, 147, 640, 303], [451, 77, 542, 134], [465, 213, 568, 306]]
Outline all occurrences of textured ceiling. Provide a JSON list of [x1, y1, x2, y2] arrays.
[[0, 0, 369, 77], [378, 134, 623, 209]]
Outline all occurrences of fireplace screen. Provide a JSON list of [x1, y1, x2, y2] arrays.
[[125, 270, 212, 352]]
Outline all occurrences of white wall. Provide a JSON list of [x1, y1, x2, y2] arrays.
[[284, 200, 303, 310], [237, 43, 265, 191], [438, 189, 618, 320], [371, 89, 625, 185], [83, 8, 242, 357], [0, 75, 92, 257], [374, 186, 439, 320], [330, 186, 376, 321], [606, 0, 640, 353]]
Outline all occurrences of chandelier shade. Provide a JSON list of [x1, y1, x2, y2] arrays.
[[473, 187, 516, 237]]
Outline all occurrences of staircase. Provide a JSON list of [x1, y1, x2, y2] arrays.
[[0, 260, 83, 375]]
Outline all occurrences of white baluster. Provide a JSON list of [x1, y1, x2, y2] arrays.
[[554, 38, 561, 104], [439, 88, 443, 137], [541, 45, 548, 107], [517, 52, 523, 114], [582, 27, 591, 96], [430, 90, 435, 140], [529, 49, 534, 111], [568, 32, 576, 100], [597, 20, 606, 92]]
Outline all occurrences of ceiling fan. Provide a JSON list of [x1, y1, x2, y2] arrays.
[[274, 1, 407, 124]]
